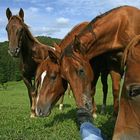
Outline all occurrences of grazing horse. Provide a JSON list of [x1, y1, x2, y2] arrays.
[[36, 5, 140, 117], [53, 21, 114, 113], [36, 27, 123, 117], [113, 35, 140, 140], [5, 8, 53, 117], [53, 22, 112, 114], [69, 5, 140, 116], [59, 5, 140, 116]]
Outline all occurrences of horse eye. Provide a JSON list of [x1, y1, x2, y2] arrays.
[[78, 68, 85, 76], [51, 74, 56, 80]]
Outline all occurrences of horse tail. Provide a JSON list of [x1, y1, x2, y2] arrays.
[[121, 35, 140, 68]]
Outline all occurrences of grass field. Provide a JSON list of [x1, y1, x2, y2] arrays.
[[0, 77, 121, 140]]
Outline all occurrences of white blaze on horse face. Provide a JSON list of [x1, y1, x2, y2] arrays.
[[41, 70, 47, 87]]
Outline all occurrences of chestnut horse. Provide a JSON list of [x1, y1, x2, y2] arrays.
[[113, 35, 140, 139], [5, 8, 54, 117], [35, 20, 123, 117], [35, 6, 140, 117], [57, 5, 140, 116], [53, 21, 118, 114], [53, 21, 115, 114]]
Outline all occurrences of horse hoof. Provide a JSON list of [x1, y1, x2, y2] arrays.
[[59, 104, 63, 110], [30, 113, 36, 118], [93, 113, 97, 119]]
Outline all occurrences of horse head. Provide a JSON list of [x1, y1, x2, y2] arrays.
[[35, 47, 67, 117], [6, 8, 24, 57], [35, 41, 94, 117]]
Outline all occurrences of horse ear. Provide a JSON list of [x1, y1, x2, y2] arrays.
[[48, 50, 59, 64], [6, 8, 12, 20], [53, 42, 61, 54], [73, 35, 86, 55], [73, 35, 81, 52], [19, 8, 24, 21]]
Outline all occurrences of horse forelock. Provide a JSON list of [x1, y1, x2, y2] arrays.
[[8, 15, 41, 45]]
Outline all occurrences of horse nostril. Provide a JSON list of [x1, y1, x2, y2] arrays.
[[15, 47, 20, 53], [36, 107, 43, 116]]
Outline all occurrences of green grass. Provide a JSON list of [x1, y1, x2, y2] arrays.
[[0, 77, 118, 140]]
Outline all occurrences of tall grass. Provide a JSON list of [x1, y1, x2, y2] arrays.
[[0, 76, 119, 140]]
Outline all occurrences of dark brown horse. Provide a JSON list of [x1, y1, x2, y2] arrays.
[[6, 8, 53, 117], [113, 35, 140, 139]]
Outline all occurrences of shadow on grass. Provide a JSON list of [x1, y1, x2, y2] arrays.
[[96, 104, 116, 140], [54, 104, 72, 109], [44, 104, 116, 140], [44, 108, 77, 128]]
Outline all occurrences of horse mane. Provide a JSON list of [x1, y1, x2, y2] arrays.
[[91, 6, 127, 24], [78, 5, 128, 37], [122, 35, 140, 67], [62, 6, 129, 61], [59, 21, 89, 49]]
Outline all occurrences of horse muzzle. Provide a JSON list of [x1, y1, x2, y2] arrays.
[[35, 104, 51, 117], [8, 47, 20, 57]]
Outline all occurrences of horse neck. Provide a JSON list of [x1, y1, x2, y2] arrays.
[[20, 32, 36, 63], [79, 20, 124, 59], [60, 22, 89, 50]]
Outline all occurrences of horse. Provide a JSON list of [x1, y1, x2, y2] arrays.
[[52, 5, 140, 116], [113, 35, 140, 139], [5, 8, 54, 117], [35, 20, 123, 117], [36, 6, 139, 117], [53, 21, 114, 114]]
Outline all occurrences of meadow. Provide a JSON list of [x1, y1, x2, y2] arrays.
[[0, 77, 121, 140]]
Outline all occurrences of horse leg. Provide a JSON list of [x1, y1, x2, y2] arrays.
[[23, 76, 36, 118], [110, 70, 121, 117], [91, 86, 97, 119], [91, 73, 100, 119], [67, 84, 71, 98], [59, 95, 64, 110], [100, 71, 108, 114]]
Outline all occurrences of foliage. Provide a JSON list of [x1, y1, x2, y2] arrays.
[[0, 78, 115, 140], [0, 36, 61, 87]]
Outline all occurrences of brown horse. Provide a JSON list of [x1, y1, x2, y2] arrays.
[[35, 6, 139, 117], [6, 8, 54, 117], [69, 5, 140, 116], [35, 22, 94, 116], [35, 20, 123, 117], [53, 21, 111, 113], [113, 35, 140, 139], [57, 5, 140, 116]]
